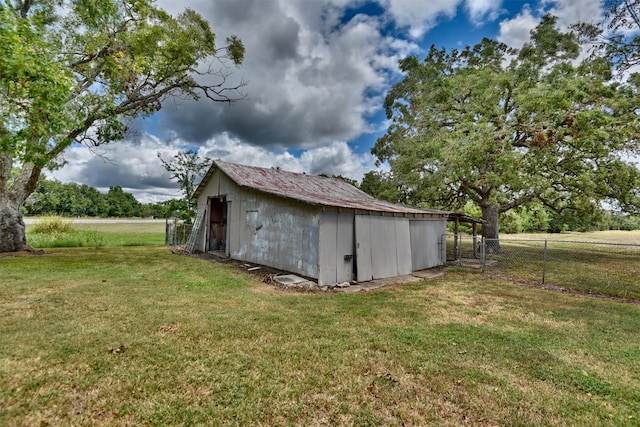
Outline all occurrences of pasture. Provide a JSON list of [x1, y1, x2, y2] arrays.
[[0, 222, 638, 426]]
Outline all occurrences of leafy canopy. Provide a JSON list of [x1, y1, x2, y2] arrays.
[[574, 0, 640, 72], [373, 15, 640, 237], [0, 0, 244, 200]]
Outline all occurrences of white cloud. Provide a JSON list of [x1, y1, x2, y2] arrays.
[[381, 0, 462, 39], [465, 0, 503, 26], [542, 0, 604, 29], [497, 5, 539, 48], [153, 0, 419, 152], [47, 136, 180, 203], [201, 133, 378, 181], [49, 132, 379, 203]]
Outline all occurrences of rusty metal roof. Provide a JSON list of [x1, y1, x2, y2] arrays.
[[194, 160, 449, 216]]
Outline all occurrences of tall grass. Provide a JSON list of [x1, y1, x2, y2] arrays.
[[25, 218, 164, 248], [26, 217, 103, 248]]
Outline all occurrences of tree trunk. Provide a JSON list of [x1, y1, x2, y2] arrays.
[[0, 199, 26, 252], [0, 157, 41, 252], [481, 204, 500, 253]]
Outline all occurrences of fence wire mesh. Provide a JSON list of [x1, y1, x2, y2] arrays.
[[444, 234, 640, 300], [165, 218, 193, 247]]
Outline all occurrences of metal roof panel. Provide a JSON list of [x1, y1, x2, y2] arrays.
[[194, 160, 449, 216]]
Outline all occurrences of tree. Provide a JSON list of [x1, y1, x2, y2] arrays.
[[373, 15, 640, 247], [157, 150, 210, 220], [106, 186, 141, 217], [574, 0, 640, 72], [359, 170, 407, 203], [0, 0, 244, 252]]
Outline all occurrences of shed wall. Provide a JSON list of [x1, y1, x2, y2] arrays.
[[193, 168, 447, 285], [409, 218, 447, 270], [230, 189, 320, 279], [355, 215, 412, 281], [194, 172, 238, 253], [318, 210, 354, 286]]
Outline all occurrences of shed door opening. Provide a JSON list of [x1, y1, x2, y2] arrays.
[[208, 197, 227, 251]]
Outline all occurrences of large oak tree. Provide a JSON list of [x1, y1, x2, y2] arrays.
[[373, 15, 640, 245], [0, 0, 244, 252]]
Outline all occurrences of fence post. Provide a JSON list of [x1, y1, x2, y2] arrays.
[[453, 235, 459, 261], [173, 217, 178, 246], [542, 239, 548, 284], [165, 219, 169, 245], [481, 237, 486, 272]]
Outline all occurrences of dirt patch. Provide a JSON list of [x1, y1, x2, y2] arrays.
[[174, 248, 319, 292], [0, 246, 46, 258], [181, 248, 449, 294]]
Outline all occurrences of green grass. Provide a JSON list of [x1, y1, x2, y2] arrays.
[[25, 219, 166, 248], [448, 232, 640, 299], [1, 246, 639, 426]]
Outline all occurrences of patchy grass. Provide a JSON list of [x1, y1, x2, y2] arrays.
[[485, 239, 640, 300], [450, 231, 640, 299], [1, 247, 639, 426]]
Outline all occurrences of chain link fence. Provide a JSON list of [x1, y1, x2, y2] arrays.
[[444, 234, 640, 300], [165, 217, 193, 247]]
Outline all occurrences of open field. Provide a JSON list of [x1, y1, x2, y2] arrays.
[[1, 246, 639, 426], [24, 218, 166, 248], [503, 230, 640, 245]]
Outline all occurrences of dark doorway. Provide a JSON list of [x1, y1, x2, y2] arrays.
[[208, 197, 227, 251]]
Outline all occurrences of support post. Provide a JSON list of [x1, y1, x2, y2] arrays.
[[542, 239, 548, 284], [472, 223, 478, 259], [453, 219, 459, 260], [481, 237, 486, 272]]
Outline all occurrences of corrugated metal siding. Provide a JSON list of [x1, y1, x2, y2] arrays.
[[232, 189, 320, 279], [355, 215, 373, 281], [395, 219, 413, 274]]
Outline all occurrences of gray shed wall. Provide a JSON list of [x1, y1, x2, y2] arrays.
[[318, 210, 354, 286], [195, 170, 320, 279], [409, 218, 447, 270], [355, 215, 413, 281], [231, 189, 320, 279]]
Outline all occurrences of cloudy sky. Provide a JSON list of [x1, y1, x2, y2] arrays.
[[49, 0, 606, 203]]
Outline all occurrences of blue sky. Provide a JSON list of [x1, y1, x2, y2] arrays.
[[51, 0, 607, 202]]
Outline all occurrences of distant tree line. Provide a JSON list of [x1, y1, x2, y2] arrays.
[[23, 177, 187, 219]]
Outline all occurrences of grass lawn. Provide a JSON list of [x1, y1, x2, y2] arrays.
[[449, 230, 640, 299], [1, 246, 639, 426]]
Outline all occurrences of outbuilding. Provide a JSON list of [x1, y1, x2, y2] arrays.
[[190, 160, 449, 287]]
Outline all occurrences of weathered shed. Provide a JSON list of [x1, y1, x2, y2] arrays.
[[191, 160, 449, 286]]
